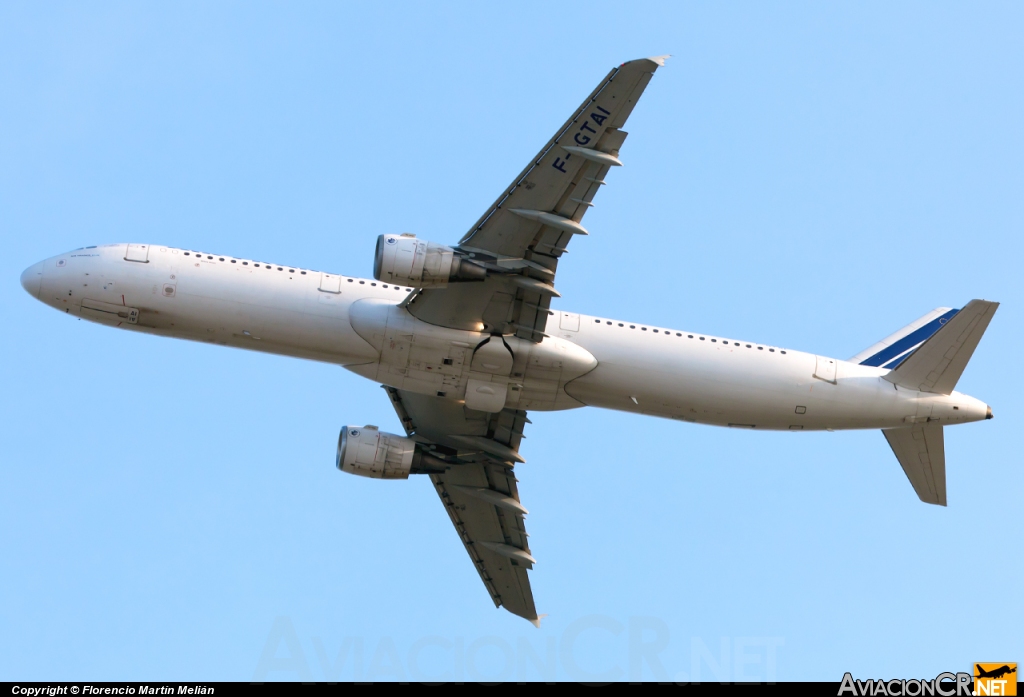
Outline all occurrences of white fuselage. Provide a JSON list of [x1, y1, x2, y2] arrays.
[[21, 244, 991, 431]]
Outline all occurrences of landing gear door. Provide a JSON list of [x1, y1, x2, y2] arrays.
[[814, 355, 837, 384]]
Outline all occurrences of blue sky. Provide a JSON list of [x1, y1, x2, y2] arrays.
[[1, 1, 1021, 682]]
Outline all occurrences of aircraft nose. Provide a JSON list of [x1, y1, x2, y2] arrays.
[[20, 261, 43, 299]]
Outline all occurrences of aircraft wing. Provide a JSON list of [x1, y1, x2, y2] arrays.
[[383, 386, 539, 623], [405, 56, 666, 342]]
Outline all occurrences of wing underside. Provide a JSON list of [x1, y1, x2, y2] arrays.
[[384, 387, 539, 622], [405, 56, 666, 342]]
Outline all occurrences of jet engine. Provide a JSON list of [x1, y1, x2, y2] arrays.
[[336, 424, 448, 479], [373, 234, 486, 288]]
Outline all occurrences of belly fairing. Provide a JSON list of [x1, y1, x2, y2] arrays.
[[346, 298, 597, 411]]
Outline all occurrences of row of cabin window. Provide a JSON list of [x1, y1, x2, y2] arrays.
[[344, 278, 412, 291], [180, 251, 411, 291], [183, 251, 301, 272], [591, 318, 787, 354]]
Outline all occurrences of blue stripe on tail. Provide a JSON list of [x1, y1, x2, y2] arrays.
[[860, 309, 960, 367]]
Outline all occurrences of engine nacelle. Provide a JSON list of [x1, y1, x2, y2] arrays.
[[373, 234, 486, 288], [336, 425, 414, 479], [336, 425, 448, 479]]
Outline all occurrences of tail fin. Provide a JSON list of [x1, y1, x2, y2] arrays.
[[850, 307, 959, 368], [884, 424, 946, 505], [883, 299, 999, 394]]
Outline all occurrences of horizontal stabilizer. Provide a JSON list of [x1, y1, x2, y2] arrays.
[[883, 299, 998, 394], [883, 424, 946, 506], [850, 307, 958, 368]]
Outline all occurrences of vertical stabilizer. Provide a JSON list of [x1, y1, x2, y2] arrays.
[[850, 307, 957, 368]]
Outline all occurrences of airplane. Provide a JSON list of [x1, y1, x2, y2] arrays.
[[975, 665, 1016, 680], [19, 56, 998, 625]]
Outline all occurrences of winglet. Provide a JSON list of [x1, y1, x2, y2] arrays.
[[530, 613, 548, 629], [647, 54, 671, 67]]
